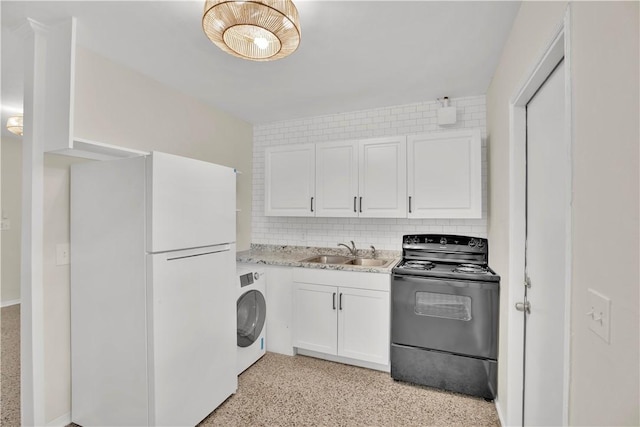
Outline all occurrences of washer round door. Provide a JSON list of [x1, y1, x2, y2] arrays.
[[237, 290, 266, 348]]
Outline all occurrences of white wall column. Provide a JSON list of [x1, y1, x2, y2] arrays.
[[20, 19, 49, 426]]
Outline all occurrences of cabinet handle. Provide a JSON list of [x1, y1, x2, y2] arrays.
[[353, 196, 357, 213], [339, 293, 343, 310], [332, 292, 336, 310], [311, 197, 314, 212], [359, 197, 363, 213], [409, 196, 412, 213]]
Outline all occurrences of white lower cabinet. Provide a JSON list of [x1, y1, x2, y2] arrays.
[[337, 286, 390, 364], [292, 269, 390, 368], [293, 283, 338, 355]]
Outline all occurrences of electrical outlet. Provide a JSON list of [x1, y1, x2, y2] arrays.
[[56, 243, 70, 266], [0, 219, 10, 230], [587, 288, 611, 343]]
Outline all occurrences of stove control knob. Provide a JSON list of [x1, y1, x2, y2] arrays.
[[412, 236, 419, 244], [477, 240, 485, 248], [440, 237, 447, 245], [469, 238, 476, 247]]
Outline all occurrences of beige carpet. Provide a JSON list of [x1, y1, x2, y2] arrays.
[[1, 305, 20, 427], [2, 306, 499, 426], [201, 352, 500, 426]]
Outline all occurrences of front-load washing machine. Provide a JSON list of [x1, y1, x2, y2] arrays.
[[236, 265, 266, 375]]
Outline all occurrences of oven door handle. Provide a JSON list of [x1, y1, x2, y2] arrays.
[[392, 274, 497, 290]]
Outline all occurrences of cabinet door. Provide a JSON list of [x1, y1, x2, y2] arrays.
[[315, 140, 359, 217], [265, 144, 315, 216], [338, 287, 390, 365], [292, 283, 338, 355], [359, 136, 407, 217], [407, 130, 482, 218]]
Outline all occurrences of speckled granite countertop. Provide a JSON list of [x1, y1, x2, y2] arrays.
[[237, 244, 401, 274]]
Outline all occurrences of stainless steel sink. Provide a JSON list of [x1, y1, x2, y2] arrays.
[[301, 255, 353, 264], [301, 254, 393, 268], [345, 258, 393, 267]]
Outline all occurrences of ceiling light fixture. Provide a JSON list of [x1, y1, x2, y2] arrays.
[[6, 115, 23, 136], [202, 0, 301, 61]]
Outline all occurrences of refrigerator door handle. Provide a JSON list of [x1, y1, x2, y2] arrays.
[[165, 244, 231, 261]]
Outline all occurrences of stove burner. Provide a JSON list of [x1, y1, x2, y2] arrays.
[[453, 263, 489, 274], [403, 260, 434, 270]]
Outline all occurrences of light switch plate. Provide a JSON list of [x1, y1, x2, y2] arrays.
[[587, 288, 611, 343], [0, 219, 10, 230], [56, 243, 70, 266]]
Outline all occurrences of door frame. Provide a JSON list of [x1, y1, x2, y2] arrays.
[[505, 6, 573, 426]]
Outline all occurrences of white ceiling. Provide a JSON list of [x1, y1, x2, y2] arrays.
[[1, 0, 520, 137]]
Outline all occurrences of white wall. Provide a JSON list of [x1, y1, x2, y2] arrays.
[[40, 47, 253, 424], [1, 136, 22, 305], [485, 1, 569, 418], [569, 3, 638, 424], [252, 96, 487, 251], [487, 1, 639, 424], [73, 47, 253, 249], [42, 154, 86, 423]]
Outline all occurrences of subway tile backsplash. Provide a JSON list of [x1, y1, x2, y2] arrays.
[[252, 96, 487, 251]]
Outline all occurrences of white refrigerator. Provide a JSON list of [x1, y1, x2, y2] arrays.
[[71, 152, 237, 426]]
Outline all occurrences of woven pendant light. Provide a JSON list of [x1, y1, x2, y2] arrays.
[[6, 115, 23, 136], [202, 0, 301, 61]]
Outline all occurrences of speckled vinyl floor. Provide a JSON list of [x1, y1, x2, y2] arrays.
[[201, 352, 500, 426], [1, 306, 499, 427], [1, 305, 20, 427]]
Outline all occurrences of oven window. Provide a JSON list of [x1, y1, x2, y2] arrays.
[[414, 291, 472, 321]]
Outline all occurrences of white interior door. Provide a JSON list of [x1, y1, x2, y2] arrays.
[[523, 59, 568, 426]]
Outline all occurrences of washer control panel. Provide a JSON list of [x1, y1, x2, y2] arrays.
[[239, 272, 255, 288]]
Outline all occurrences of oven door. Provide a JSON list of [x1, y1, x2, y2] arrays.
[[391, 273, 499, 359]]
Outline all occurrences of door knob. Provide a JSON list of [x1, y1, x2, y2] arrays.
[[515, 301, 531, 313]]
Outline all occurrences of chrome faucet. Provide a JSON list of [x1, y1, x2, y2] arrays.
[[370, 245, 376, 258], [338, 241, 357, 256]]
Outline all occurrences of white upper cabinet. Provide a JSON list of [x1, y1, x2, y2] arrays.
[[265, 131, 481, 219], [314, 137, 406, 218], [407, 130, 482, 218], [315, 140, 359, 217], [264, 144, 316, 216], [359, 136, 407, 218]]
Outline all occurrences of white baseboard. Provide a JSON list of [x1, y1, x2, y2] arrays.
[[494, 397, 506, 427], [296, 348, 390, 373], [1, 299, 21, 308], [46, 411, 71, 427]]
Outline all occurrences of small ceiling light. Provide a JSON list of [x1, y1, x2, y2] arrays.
[[202, 0, 301, 61], [6, 115, 23, 136]]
